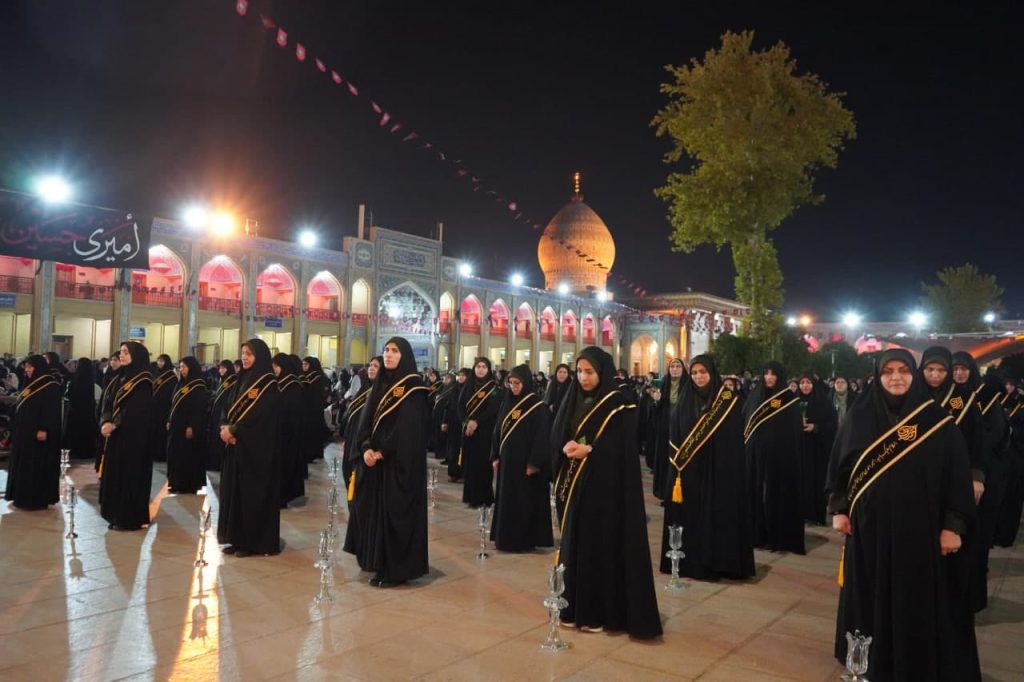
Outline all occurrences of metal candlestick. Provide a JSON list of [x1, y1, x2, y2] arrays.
[[328, 456, 340, 483], [843, 630, 872, 681], [476, 505, 491, 559], [541, 563, 570, 651], [327, 483, 340, 516], [60, 448, 70, 477], [427, 467, 438, 509], [325, 513, 339, 548], [314, 529, 332, 569], [64, 485, 79, 539], [665, 525, 687, 590], [195, 508, 212, 567], [313, 563, 334, 606]]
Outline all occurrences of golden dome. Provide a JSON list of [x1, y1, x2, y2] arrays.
[[537, 174, 615, 294]]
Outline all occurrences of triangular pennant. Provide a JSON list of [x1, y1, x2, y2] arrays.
[[331, 70, 342, 84], [346, 82, 359, 96], [371, 101, 382, 114], [295, 43, 306, 61], [315, 58, 327, 72], [236, 0, 249, 16], [276, 28, 288, 47]]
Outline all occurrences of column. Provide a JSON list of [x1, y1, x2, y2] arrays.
[[31, 261, 55, 352], [294, 262, 309, 356]]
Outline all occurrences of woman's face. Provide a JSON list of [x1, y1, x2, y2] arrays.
[[367, 359, 381, 380], [241, 345, 255, 370], [788, 381, 798, 393], [764, 369, 777, 388], [508, 376, 523, 396], [556, 366, 568, 382], [952, 365, 970, 385], [880, 360, 913, 396], [157, 356, 166, 369], [474, 361, 489, 379], [799, 378, 813, 395], [834, 378, 848, 394], [178, 362, 189, 379], [576, 359, 599, 391], [383, 343, 401, 370], [302, 360, 310, 373], [219, 365, 227, 377], [119, 345, 132, 367], [25, 363, 34, 379], [272, 363, 282, 377], [669, 361, 684, 379], [690, 363, 710, 388], [922, 361, 948, 389]]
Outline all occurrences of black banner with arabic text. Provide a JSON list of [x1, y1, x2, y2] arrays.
[[0, 191, 151, 268]]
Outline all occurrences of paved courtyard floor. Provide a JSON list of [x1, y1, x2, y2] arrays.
[[1, 444, 1021, 681]]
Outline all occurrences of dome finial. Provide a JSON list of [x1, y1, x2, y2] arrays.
[[572, 171, 583, 201]]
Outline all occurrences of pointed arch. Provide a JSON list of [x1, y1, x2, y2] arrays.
[[351, 278, 371, 326], [460, 294, 482, 334], [307, 270, 343, 321], [561, 309, 577, 343], [198, 255, 243, 313], [489, 298, 510, 334], [601, 315, 615, 346], [440, 291, 455, 333], [515, 302, 534, 339], [539, 306, 557, 341], [582, 313, 597, 345], [256, 263, 296, 317], [131, 244, 185, 307]]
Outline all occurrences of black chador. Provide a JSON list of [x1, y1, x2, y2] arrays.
[[205, 361, 237, 472], [342, 361, 377, 490], [166, 357, 209, 495], [660, 355, 754, 580], [343, 337, 430, 586], [743, 361, 805, 554], [445, 369, 469, 481], [458, 357, 501, 507], [99, 342, 156, 530], [217, 338, 281, 556], [490, 365, 554, 552], [652, 359, 688, 499], [993, 377, 1024, 547], [552, 346, 662, 639], [300, 356, 331, 463], [4, 355, 61, 510], [431, 375, 458, 462], [151, 354, 176, 462], [95, 362, 121, 471], [796, 374, 838, 525], [273, 354, 306, 508], [827, 349, 976, 682]]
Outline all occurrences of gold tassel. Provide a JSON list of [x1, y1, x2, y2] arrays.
[[671, 473, 683, 503], [347, 471, 356, 501], [97, 454, 104, 478], [837, 545, 845, 587], [457, 447, 463, 466]]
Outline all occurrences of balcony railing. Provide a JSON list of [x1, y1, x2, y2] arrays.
[[601, 332, 614, 346], [439, 319, 451, 333], [307, 308, 339, 322], [540, 330, 555, 342], [562, 330, 576, 342], [515, 322, 532, 339], [0, 275, 33, 294], [461, 324, 480, 335], [583, 333, 596, 345], [491, 323, 508, 336], [55, 281, 114, 301], [255, 302, 294, 318], [131, 289, 183, 307], [351, 313, 367, 327], [199, 296, 241, 314]]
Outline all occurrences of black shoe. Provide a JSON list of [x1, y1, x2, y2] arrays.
[[235, 549, 253, 558], [222, 545, 237, 555], [369, 573, 385, 587], [377, 577, 406, 589]]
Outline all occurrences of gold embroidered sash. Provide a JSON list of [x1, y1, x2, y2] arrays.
[[743, 388, 800, 443], [670, 386, 737, 474], [153, 370, 176, 394], [498, 394, 544, 452], [169, 379, 207, 419], [211, 374, 237, 406], [15, 374, 58, 411], [463, 380, 498, 422], [945, 389, 976, 425], [847, 399, 950, 515], [226, 373, 277, 425], [370, 374, 429, 436]]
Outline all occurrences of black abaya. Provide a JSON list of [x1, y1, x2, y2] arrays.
[[5, 359, 61, 509], [458, 363, 501, 507], [151, 367, 176, 462], [166, 361, 209, 494], [205, 373, 236, 472], [797, 377, 838, 525]]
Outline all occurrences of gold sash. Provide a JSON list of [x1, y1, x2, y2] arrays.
[[211, 374, 237, 406], [945, 389, 976, 425], [847, 399, 950, 515], [226, 374, 277, 425], [463, 380, 498, 422], [980, 390, 1001, 417], [497, 394, 545, 453], [1010, 402, 1022, 420], [169, 379, 207, 420], [743, 388, 800, 443], [153, 369, 176, 394], [371, 374, 429, 437], [667, 386, 738, 503], [15, 374, 58, 411], [99, 371, 153, 477]]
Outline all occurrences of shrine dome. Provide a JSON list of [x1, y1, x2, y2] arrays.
[[537, 173, 615, 294]]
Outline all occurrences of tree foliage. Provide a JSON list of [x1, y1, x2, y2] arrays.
[[653, 30, 856, 341], [798, 341, 873, 380], [920, 263, 1004, 332]]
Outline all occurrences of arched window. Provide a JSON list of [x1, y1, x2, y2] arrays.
[[307, 271, 343, 321], [351, 279, 370, 326], [516, 303, 534, 339], [582, 314, 597, 345], [132, 245, 185, 307], [460, 295, 482, 333], [562, 310, 577, 343], [540, 307, 557, 341], [256, 264, 296, 318], [0, 256, 35, 294], [601, 315, 615, 346], [489, 299, 509, 335], [439, 292, 455, 333], [198, 255, 244, 314]]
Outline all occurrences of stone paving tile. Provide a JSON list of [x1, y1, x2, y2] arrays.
[[0, 448, 1021, 681]]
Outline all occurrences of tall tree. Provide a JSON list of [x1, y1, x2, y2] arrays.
[[920, 263, 1004, 332], [653, 30, 856, 341]]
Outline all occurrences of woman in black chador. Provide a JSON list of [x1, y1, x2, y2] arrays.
[[552, 346, 662, 639], [151, 354, 176, 463], [445, 368, 469, 481], [66, 357, 98, 463], [660, 354, 754, 580], [651, 358, 688, 499], [166, 356, 209, 495], [5, 355, 61, 510], [994, 374, 1023, 547], [743, 361, 805, 554], [431, 372, 458, 464], [341, 359, 378, 489], [205, 360, 237, 472], [796, 374, 838, 525], [544, 363, 572, 414], [458, 357, 502, 507], [273, 353, 306, 508], [217, 338, 281, 557], [343, 337, 430, 587], [300, 356, 331, 463], [827, 348, 976, 682], [96, 355, 121, 471], [99, 342, 156, 530], [490, 364, 553, 552]]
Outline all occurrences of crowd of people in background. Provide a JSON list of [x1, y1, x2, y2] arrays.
[[2, 342, 1023, 678]]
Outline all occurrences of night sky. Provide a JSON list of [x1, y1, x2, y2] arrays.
[[1, 1, 1021, 319]]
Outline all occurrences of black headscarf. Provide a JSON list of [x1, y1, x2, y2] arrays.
[[238, 338, 273, 392], [470, 356, 493, 387], [551, 346, 619, 446], [499, 364, 536, 412], [272, 353, 300, 378], [544, 363, 572, 409], [658, 357, 690, 410], [156, 353, 174, 370], [363, 338, 421, 418], [742, 360, 788, 424], [919, 345, 954, 403], [951, 351, 982, 393], [120, 342, 151, 379], [177, 356, 203, 386], [24, 354, 49, 379], [218, 359, 235, 376], [303, 356, 324, 378], [71, 356, 96, 402], [688, 353, 722, 405]]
